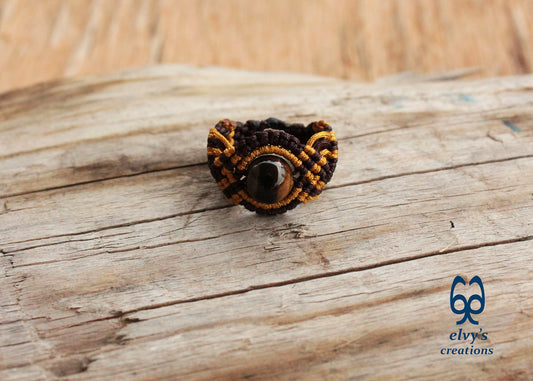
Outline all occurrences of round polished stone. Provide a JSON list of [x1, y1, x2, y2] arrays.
[[246, 155, 293, 204]]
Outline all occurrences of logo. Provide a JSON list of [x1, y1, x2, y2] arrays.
[[440, 275, 494, 356], [450, 275, 485, 325]]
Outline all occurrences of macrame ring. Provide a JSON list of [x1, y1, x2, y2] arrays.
[[207, 118, 338, 215]]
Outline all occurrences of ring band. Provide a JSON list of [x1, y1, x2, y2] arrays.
[[207, 118, 338, 215]]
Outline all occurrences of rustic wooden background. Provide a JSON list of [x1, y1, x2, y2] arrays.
[[1, 65, 532, 380], [1, 0, 533, 92], [1, 1, 533, 379]]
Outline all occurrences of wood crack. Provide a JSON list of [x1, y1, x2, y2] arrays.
[[9, 226, 253, 268], [57, 235, 533, 328], [3, 204, 232, 249], [1, 161, 206, 199], [3, 154, 532, 254], [3, 231, 131, 255], [2, 102, 531, 199], [328, 154, 533, 190]]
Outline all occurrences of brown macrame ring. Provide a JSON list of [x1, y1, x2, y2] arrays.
[[207, 118, 338, 215]]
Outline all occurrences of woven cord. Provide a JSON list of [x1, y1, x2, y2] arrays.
[[207, 118, 338, 214]]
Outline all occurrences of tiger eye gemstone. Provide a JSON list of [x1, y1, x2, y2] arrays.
[[246, 155, 293, 204]]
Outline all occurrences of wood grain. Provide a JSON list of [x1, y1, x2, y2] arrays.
[[1, 0, 533, 92], [0, 66, 532, 380]]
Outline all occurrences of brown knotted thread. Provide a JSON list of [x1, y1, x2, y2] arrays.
[[207, 117, 338, 215]]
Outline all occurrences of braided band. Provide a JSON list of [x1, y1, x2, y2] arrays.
[[207, 118, 338, 215]]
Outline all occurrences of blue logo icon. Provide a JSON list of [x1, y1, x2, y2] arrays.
[[450, 276, 485, 325]]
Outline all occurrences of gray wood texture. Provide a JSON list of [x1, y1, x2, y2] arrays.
[[1, 65, 532, 380]]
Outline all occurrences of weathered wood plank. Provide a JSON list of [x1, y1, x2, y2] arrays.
[[69, 241, 532, 380], [1, 68, 531, 244], [5, 242, 532, 380], [1, 157, 531, 365], [1, 66, 532, 380], [1, 66, 532, 197]]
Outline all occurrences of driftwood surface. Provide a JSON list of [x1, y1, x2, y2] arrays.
[[0, 65, 532, 380]]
